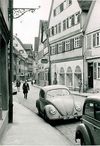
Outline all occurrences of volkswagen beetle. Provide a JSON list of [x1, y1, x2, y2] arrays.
[[75, 94, 100, 145], [36, 85, 82, 122]]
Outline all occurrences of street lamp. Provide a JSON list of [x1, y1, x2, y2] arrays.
[[8, 0, 40, 123]]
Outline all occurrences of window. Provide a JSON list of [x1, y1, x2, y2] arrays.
[[55, 44, 58, 54], [87, 34, 92, 49], [94, 62, 97, 79], [69, 17, 72, 28], [58, 43, 62, 53], [51, 46, 55, 55], [93, 32, 100, 47], [74, 37, 80, 48], [55, 25, 58, 34], [62, 41, 65, 52], [63, 19, 66, 31], [51, 26, 54, 36], [65, 40, 70, 51], [71, 15, 75, 26], [58, 23, 61, 33], [84, 102, 94, 118], [75, 12, 80, 24], [98, 63, 100, 79], [66, 18, 69, 28], [95, 103, 100, 121], [60, 3, 64, 12]]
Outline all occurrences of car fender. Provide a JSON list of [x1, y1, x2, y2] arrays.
[[75, 123, 91, 145], [36, 100, 40, 108], [44, 104, 60, 120]]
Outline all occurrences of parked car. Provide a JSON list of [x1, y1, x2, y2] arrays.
[[12, 82, 17, 95], [75, 94, 100, 145], [36, 85, 82, 123]]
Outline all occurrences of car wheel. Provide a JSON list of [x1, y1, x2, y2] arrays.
[[44, 111, 49, 122], [80, 135, 86, 145], [37, 107, 41, 116]]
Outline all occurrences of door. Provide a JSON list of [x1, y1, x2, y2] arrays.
[[92, 102, 100, 145], [88, 63, 93, 88]]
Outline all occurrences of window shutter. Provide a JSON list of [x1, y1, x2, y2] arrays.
[[67, 18, 69, 28], [93, 34, 96, 47], [70, 38, 74, 50], [55, 44, 58, 54], [80, 35, 83, 47], [62, 42, 65, 52], [93, 62, 97, 79], [87, 34, 91, 49]]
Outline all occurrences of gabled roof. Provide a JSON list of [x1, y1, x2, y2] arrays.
[[83, 0, 96, 32], [38, 20, 48, 44], [78, 0, 92, 11], [13, 36, 28, 58]]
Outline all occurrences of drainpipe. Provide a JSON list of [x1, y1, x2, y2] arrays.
[[8, 0, 13, 123]]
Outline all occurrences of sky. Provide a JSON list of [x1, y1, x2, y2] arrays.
[[13, 0, 52, 49]]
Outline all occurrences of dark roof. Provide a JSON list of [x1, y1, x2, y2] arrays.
[[24, 44, 33, 50], [78, 0, 92, 11]]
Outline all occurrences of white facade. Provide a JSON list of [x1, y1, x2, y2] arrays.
[[48, 0, 90, 91], [85, 0, 100, 90]]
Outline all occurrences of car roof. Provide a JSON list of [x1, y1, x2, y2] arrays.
[[40, 85, 69, 92], [86, 93, 100, 102]]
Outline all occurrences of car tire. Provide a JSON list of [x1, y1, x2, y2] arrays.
[[44, 111, 49, 122], [80, 135, 86, 145], [37, 107, 41, 116]]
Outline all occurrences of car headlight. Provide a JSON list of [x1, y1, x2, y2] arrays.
[[49, 107, 56, 115], [75, 105, 81, 112]]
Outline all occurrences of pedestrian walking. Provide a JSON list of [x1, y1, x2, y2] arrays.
[[22, 80, 30, 99], [16, 80, 21, 92], [31, 80, 33, 86]]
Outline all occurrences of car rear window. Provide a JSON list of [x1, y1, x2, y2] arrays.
[[47, 88, 69, 98], [95, 103, 100, 121], [84, 102, 94, 118]]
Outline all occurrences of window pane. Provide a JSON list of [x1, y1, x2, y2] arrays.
[[84, 102, 94, 118], [95, 103, 100, 121]]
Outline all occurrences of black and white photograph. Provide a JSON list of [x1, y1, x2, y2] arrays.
[[0, 0, 100, 145]]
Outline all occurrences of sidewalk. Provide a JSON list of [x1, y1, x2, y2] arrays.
[[0, 101, 71, 145]]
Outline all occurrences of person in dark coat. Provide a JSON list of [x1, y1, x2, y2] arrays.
[[22, 80, 29, 99], [16, 80, 21, 92]]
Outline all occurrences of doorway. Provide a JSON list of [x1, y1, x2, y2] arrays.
[[88, 62, 93, 88]]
